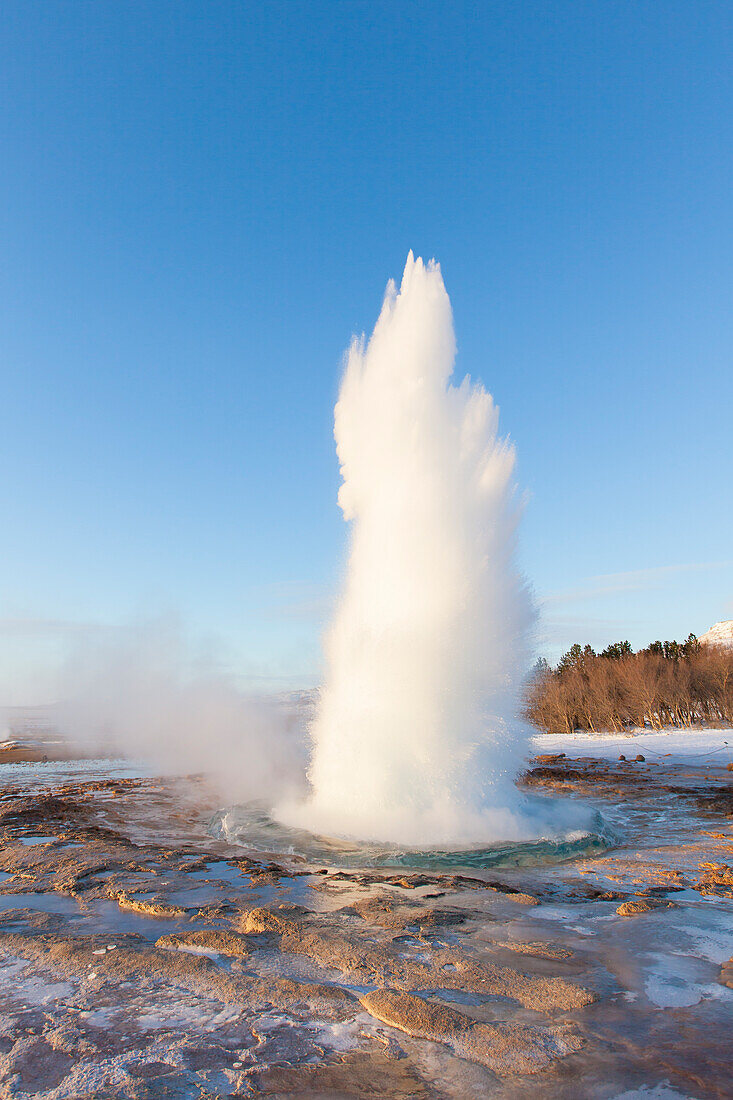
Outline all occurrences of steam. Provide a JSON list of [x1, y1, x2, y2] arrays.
[[51, 619, 307, 805], [279, 253, 537, 845]]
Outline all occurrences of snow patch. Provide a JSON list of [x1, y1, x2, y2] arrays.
[[532, 728, 731, 764]]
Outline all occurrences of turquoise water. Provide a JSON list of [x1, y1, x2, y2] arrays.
[[209, 801, 614, 871]]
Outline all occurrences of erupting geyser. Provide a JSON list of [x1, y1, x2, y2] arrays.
[[279, 253, 545, 847]]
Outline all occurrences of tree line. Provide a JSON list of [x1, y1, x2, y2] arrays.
[[526, 635, 733, 735]]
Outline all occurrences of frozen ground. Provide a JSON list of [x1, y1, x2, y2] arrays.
[[0, 751, 730, 1097], [531, 728, 732, 765]]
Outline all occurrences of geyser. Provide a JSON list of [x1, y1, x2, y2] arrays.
[[279, 253, 548, 847]]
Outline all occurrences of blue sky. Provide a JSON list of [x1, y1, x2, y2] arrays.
[[1, 1, 732, 702]]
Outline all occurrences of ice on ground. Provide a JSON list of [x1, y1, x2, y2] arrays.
[[307, 1016, 366, 1052], [610, 1085, 701, 1100], [0, 956, 75, 1005], [642, 952, 730, 1010], [669, 909, 733, 965], [136, 1003, 242, 1031]]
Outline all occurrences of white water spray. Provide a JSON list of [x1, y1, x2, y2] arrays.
[[280, 253, 539, 846]]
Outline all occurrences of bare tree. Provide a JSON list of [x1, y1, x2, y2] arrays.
[[526, 638, 733, 735]]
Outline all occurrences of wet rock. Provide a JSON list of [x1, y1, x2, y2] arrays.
[[0, 1036, 73, 1093], [0, 930, 243, 1002], [505, 891, 538, 906], [236, 904, 305, 933], [110, 890, 186, 918], [155, 929, 254, 957], [359, 988, 580, 1075], [2, 754, 731, 1095], [248, 1048, 434, 1098], [694, 862, 733, 898], [351, 896, 470, 932], [501, 941, 574, 961], [615, 897, 675, 916], [256, 913, 595, 1011], [694, 789, 733, 816]]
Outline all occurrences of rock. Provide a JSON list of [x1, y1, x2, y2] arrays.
[[156, 929, 253, 957], [111, 891, 186, 919], [619, 754, 626, 761], [237, 905, 299, 933], [510, 892, 539, 906], [695, 862, 733, 897], [359, 988, 580, 1075], [502, 941, 573, 961], [615, 897, 675, 916], [635, 754, 645, 762]]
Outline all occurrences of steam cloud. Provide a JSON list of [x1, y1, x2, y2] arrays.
[[279, 253, 538, 846], [51, 619, 307, 806]]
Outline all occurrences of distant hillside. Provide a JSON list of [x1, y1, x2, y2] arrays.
[[700, 620, 733, 648]]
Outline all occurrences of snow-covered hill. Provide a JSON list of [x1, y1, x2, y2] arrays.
[[699, 619, 733, 647]]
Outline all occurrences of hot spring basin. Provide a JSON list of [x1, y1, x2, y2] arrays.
[[209, 802, 613, 871]]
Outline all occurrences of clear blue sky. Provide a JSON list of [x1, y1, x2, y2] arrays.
[[2, 1, 731, 702]]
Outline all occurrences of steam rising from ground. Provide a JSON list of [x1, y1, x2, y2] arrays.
[[50, 620, 307, 806], [279, 254, 539, 846]]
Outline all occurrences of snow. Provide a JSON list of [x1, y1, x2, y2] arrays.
[[699, 619, 733, 648], [531, 728, 731, 764]]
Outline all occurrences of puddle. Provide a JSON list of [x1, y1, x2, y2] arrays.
[[20, 835, 58, 846], [0, 890, 208, 939], [165, 883, 241, 907], [135, 1003, 242, 1032], [160, 943, 236, 971], [307, 1017, 363, 1053], [0, 893, 81, 915], [0, 759, 150, 788], [188, 861, 250, 885], [423, 988, 493, 1007], [82, 901, 198, 940]]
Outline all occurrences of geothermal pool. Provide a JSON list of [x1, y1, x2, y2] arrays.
[[209, 800, 614, 870]]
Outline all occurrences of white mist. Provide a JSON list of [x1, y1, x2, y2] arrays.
[[280, 253, 538, 846]]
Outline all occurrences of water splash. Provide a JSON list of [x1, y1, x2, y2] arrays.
[[278, 253, 547, 846], [211, 803, 613, 870]]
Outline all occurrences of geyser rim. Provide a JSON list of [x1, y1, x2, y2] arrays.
[[209, 801, 617, 872]]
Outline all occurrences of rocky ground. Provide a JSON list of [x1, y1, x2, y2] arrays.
[[0, 754, 731, 1099]]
